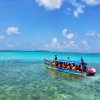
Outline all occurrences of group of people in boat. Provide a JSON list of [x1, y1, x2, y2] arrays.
[[52, 62, 87, 72], [52, 55, 87, 72]]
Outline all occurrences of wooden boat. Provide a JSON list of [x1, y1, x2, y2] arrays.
[[44, 59, 96, 76]]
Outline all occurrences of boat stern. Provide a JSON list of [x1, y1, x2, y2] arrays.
[[86, 68, 96, 76]]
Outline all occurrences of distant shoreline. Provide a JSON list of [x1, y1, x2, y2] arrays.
[[0, 50, 50, 52], [0, 50, 100, 55]]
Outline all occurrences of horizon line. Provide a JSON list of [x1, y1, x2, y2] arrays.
[[0, 50, 100, 54]]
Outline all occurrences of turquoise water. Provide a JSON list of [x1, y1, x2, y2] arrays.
[[0, 51, 100, 100], [0, 51, 100, 63]]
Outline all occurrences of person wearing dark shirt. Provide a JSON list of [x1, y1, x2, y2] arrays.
[[83, 65, 87, 72], [54, 55, 57, 61], [81, 57, 85, 66]]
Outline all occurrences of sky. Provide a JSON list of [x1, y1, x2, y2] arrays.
[[0, 0, 100, 53]]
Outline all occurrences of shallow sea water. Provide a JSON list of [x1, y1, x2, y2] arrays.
[[0, 52, 100, 100]]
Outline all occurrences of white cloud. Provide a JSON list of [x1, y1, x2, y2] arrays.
[[81, 40, 89, 49], [44, 37, 61, 51], [48, 39, 78, 51], [71, 0, 78, 6], [73, 5, 84, 17], [7, 26, 21, 35], [86, 31, 100, 37], [65, 33, 74, 39], [7, 44, 14, 48], [52, 37, 58, 45], [65, 41, 77, 48], [81, 40, 88, 45], [86, 31, 96, 36], [83, 0, 100, 5], [51, 37, 60, 48], [36, 0, 63, 10], [0, 35, 4, 40], [63, 28, 74, 39], [63, 28, 68, 34], [69, 0, 85, 17]]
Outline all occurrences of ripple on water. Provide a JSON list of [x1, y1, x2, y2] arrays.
[[0, 61, 100, 100]]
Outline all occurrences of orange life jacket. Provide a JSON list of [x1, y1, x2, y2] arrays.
[[72, 66, 77, 70], [62, 64, 65, 68], [52, 63, 55, 66], [58, 64, 61, 67], [67, 66, 71, 70]]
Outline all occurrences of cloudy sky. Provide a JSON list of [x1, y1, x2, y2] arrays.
[[0, 0, 100, 52]]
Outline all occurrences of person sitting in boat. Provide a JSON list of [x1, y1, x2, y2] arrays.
[[62, 62, 65, 68], [50, 61, 55, 67], [60, 62, 64, 68], [66, 64, 71, 70], [82, 65, 87, 72], [65, 63, 68, 69], [72, 63, 77, 71], [55, 61, 58, 66], [52, 62, 56, 66], [58, 62, 61, 68], [75, 65, 79, 71], [78, 64, 83, 71]]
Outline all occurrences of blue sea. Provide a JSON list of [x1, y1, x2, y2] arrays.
[[0, 51, 100, 100]]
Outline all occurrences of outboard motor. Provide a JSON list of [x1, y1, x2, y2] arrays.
[[86, 68, 96, 76]]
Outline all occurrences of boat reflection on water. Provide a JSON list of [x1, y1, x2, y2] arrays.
[[45, 66, 84, 81]]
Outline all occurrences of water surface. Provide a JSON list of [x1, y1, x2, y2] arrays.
[[0, 51, 100, 100]]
